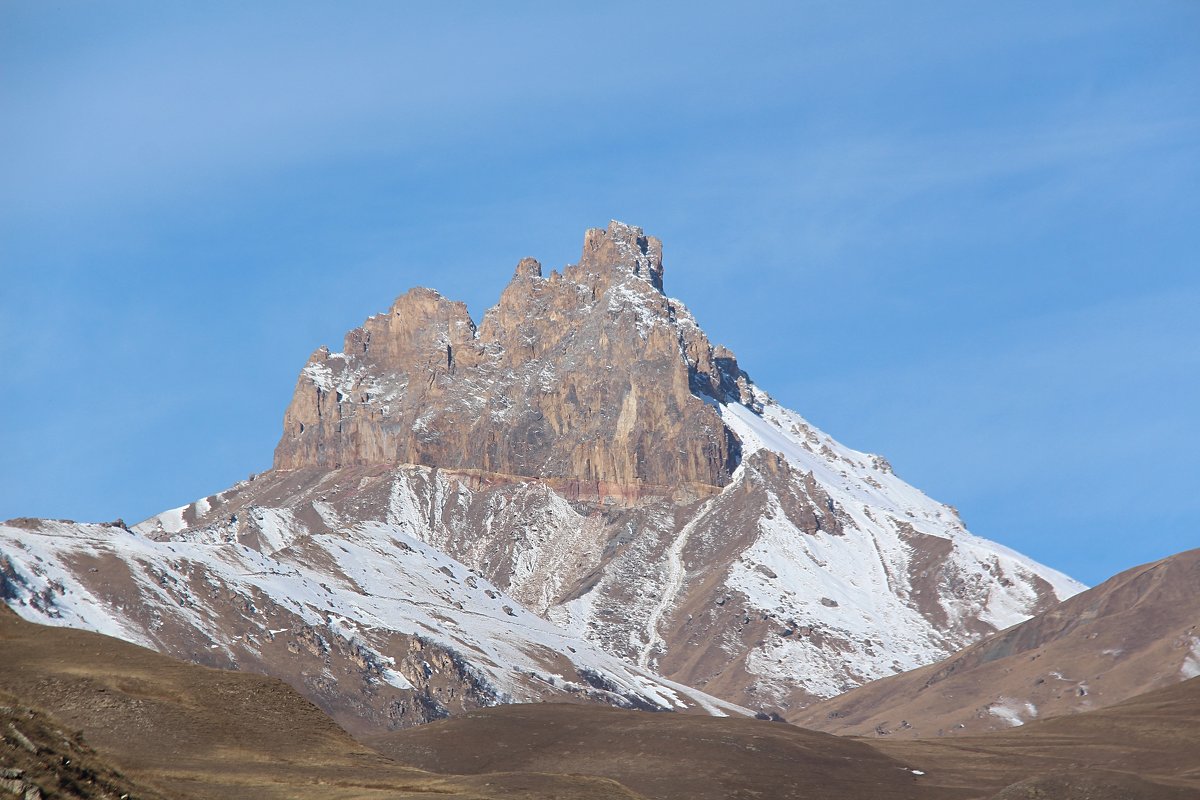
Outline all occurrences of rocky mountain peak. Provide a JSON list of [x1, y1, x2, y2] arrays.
[[272, 223, 739, 495], [340, 287, 477, 366], [574, 219, 664, 293], [512, 256, 543, 280]]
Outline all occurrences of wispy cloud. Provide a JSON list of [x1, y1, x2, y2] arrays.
[[6, 2, 1191, 221]]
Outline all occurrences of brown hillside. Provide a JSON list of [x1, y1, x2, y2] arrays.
[[0, 604, 640, 799], [793, 548, 1200, 738]]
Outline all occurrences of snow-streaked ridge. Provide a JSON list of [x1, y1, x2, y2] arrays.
[[721, 388, 1085, 609], [0, 518, 745, 719], [694, 383, 1087, 702]]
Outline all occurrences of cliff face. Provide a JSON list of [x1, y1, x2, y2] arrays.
[[273, 221, 743, 495]]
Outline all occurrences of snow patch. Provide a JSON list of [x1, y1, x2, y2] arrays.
[[302, 361, 334, 391], [1182, 637, 1200, 679], [250, 507, 305, 553], [988, 698, 1037, 727], [637, 489, 728, 669]]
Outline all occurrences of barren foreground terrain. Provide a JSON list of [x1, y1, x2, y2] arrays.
[[4, 604, 1197, 799]]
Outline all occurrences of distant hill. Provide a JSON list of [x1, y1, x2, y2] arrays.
[[792, 548, 1200, 737]]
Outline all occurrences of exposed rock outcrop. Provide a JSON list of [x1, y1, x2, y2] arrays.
[[273, 221, 742, 497]]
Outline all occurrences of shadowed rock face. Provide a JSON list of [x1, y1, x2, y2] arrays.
[[274, 220, 743, 496]]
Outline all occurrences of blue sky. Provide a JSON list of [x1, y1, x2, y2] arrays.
[[1, 2, 1196, 585]]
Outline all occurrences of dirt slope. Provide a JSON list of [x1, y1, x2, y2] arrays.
[[1, 690, 169, 800], [876, 676, 1200, 798], [0, 605, 638, 799], [368, 703, 934, 800], [377, 679, 1200, 800]]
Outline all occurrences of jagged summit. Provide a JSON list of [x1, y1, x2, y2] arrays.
[[273, 221, 740, 496], [578, 219, 665, 293], [507, 221, 662, 290]]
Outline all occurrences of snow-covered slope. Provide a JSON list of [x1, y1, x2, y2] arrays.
[[0, 517, 743, 733], [701, 388, 1083, 698]]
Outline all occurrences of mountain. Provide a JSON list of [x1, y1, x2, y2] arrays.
[[792, 548, 1200, 737], [1, 221, 1083, 724]]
